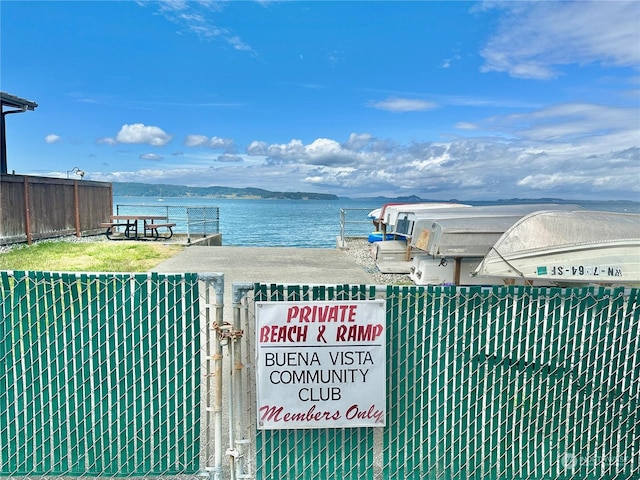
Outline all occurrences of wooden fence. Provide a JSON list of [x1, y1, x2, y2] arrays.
[[0, 174, 112, 245]]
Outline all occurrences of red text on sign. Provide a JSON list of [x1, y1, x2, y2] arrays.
[[259, 325, 308, 343], [286, 304, 357, 323], [336, 324, 384, 342]]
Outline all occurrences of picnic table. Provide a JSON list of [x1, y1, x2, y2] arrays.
[[100, 215, 176, 240]]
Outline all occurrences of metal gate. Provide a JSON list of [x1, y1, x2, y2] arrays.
[[218, 283, 639, 480]]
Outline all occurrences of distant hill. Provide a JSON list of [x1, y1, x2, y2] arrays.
[[112, 182, 338, 200], [353, 196, 640, 208]]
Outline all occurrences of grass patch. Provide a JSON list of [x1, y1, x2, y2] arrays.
[[0, 239, 184, 272]]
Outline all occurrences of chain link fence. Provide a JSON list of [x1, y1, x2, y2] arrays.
[[0, 270, 222, 478], [116, 204, 220, 242], [339, 208, 376, 246], [235, 284, 639, 480], [2, 272, 638, 479]]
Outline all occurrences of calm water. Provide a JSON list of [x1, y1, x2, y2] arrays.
[[113, 196, 381, 248], [113, 196, 640, 248]]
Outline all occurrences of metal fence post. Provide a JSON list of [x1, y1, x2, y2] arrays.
[[187, 207, 192, 244], [200, 273, 225, 480], [231, 283, 254, 479], [339, 208, 346, 246]]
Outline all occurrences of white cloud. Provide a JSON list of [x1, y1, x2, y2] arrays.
[[368, 97, 438, 112], [140, 153, 163, 161], [44, 134, 62, 144], [246, 140, 269, 155], [185, 134, 234, 150], [264, 139, 305, 159], [97, 137, 117, 146], [91, 100, 639, 200], [343, 133, 374, 151], [115, 123, 172, 146], [232, 99, 639, 199], [139, 0, 255, 53], [185, 134, 209, 147], [502, 103, 638, 144], [455, 122, 478, 130], [441, 54, 461, 69], [217, 153, 243, 163], [209, 136, 235, 150], [303, 176, 324, 184], [480, 1, 640, 79]]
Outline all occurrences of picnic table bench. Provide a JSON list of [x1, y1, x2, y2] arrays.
[[100, 215, 175, 240], [144, 222, 176, 240]]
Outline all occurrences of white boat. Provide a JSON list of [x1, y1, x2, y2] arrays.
[[423, 215, 529, 257], [473, 210, 640, 285], [367, 208, 382, 220], [389, 204, 473, 237], [409, 255, 496, 286], [380, 202, 470, 230], [410, 204, 582, 251]]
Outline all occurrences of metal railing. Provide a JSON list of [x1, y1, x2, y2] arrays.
[[116, 204, 220, 242], [339, 207, 375, 246]]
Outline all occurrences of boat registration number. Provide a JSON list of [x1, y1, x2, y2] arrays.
[[538, 265, 623, 277]]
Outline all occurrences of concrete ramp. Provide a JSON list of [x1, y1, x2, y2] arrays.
[[152, 246, 377, 285]]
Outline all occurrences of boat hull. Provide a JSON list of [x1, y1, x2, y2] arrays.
[[474, 211, 640, 286], [476, 241, 640, 285]]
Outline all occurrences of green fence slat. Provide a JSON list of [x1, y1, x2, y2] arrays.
[[167, 274, 181, 472], [14, 270, 29, 473], [0, 272, 13, 471], [3, 271, 20, 472], [1, 271, 201, 477], [31, 272, 47, 472], [157, 272, 172, 473], [620, 288, 640, 477], [46, 273, 64, 472], [125, 274, 143, 472], [184, 273, 201, 472], [608, 287, 631, 479]]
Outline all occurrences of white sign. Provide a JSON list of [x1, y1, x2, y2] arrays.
[[255, 300, 386, 429]]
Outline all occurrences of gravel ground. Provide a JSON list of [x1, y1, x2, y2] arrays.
[[0, 234, 107, 254], [341, 237, 413, 285]]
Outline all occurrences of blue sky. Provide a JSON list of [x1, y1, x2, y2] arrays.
[[1, 1, 639, 200]]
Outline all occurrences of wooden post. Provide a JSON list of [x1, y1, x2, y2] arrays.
[[109, 183, 113, 215], [74, 180, 81, 237], [23, 175, 31, 244], [454, 257, 461, 286]]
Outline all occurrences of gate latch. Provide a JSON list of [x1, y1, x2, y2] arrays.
[[214, 321, 244, 340]]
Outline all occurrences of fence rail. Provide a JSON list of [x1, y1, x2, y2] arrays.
[[339, 207, 375, 245]]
